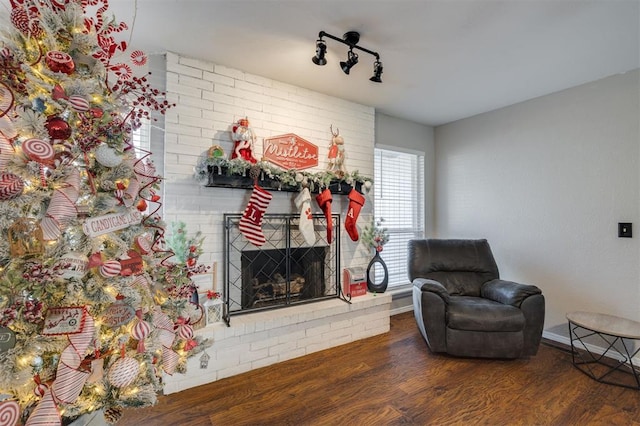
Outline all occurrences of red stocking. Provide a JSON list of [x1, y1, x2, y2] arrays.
[[315, 188, 333, 243], [239, 185, 272, 246], [345, 189, 365, 241]]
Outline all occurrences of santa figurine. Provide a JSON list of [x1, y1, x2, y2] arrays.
[[231, 118, 257, 163]]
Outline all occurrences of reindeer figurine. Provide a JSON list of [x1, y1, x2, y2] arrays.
[[327, 125, 347, 178]]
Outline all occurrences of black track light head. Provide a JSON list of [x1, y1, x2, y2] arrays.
[[370, 60, 383, 83], [312, 39, 327, 66], [340, 49, 358, 75]]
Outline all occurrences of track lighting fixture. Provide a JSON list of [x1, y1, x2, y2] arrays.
[[312, 30, 383, 83]]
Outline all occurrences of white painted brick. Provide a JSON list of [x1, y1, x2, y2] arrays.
[[269, 340, 298, 357], [214, 64, 245, 80], [251, 354, 280, 370], [202, 70, 234, 86], [278, 347, 306, 362], [179, 56, 214, 72], [178, 95, 213, 110], [179, 74, 214, 91], [167, 61, 204, 79], [240, 347, 269, 364], [217, 363, 252, 380], [166, 80, 202, 98]]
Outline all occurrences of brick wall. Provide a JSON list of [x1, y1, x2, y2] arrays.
[[157, 52, 388, 391], [164, 293, 391, 394], [162, 52, 376, 287]]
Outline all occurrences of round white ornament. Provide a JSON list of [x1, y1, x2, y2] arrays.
[[107, 356, 139, 388], [95, 144, 123, 167]]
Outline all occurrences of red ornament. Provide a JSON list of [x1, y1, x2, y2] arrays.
[[45, 50, 75, 74], [136, 199, 147, 212], [51, 84, 67, 100], [89, 107, 104, 118], [45, 116, 71, 140]]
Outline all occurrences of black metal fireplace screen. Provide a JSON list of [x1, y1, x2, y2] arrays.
[[223, 213, 345, 323]]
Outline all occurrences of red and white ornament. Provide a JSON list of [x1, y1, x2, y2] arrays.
[[100, 260, 122, 278], [132, 318, 151, 341], [130, 50, 147, 66], [135, 235, 152, 254], [22, 138, 54, 164], [0, 172, 24, 200], [45, 50, 75, 74], [0, 400, 19, 426], [67, 95, 90, 112], [131, 316, 151, 353], [107, 356, 139, 388], [0, 135, 14, 170], [176, 322, 194, 341], [34, 382, 48, 398]]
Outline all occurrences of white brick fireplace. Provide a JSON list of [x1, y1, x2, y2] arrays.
[[154, 53, 391, 392]]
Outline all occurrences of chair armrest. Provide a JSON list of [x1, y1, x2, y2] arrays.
[[481, 279, 542, 307], [413, 278, 450, 304]]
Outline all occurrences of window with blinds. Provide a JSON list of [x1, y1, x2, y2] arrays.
[[373, 147, 425, 287]]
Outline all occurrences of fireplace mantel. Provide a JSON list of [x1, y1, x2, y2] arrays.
[[206, 165, 363, 195]]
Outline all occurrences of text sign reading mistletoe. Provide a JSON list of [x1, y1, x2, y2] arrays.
[[263, 133, 319, 170]]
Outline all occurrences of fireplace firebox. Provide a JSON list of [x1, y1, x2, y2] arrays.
[[224, 213, 346, 324]]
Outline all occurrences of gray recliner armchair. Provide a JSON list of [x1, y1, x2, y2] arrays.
[[409, 239, 545, 359]]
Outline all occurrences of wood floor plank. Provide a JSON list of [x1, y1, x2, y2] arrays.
[[120, 311, 640, 426]]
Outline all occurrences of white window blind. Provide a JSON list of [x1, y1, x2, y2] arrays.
[[374, 147, 425, 287], [131, 119, 151, 158]]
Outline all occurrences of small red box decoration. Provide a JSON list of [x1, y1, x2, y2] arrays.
[[343, 268, 367, 298]]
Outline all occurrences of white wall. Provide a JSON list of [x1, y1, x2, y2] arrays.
[[161, 52, 376, 295], [434, 70, 640, 334]]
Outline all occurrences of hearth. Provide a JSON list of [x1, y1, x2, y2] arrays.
[[224, 213, 345, 323]]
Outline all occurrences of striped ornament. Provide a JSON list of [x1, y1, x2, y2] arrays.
[[33, 383, 48, 398], [0, 135, 13, 169], [0, 172, 24, 200], [22, 138, 54, 164], [0, 400, 19, 426], [100, 260, 122, 278], [132, 318, 151, 341], [40, 169, 80, 240], [107, 356, 139, 388], [176, 323, 194, 341], [67, 95, 90, 112]]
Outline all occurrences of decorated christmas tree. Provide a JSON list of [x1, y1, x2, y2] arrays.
[[0, 0, 208, 424]]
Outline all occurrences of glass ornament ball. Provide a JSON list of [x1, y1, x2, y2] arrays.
[[45, 116, 71, 140], [45, 50, 75, 74]]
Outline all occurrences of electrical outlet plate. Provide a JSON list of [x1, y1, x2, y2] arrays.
[[618, 223, 632, 238]]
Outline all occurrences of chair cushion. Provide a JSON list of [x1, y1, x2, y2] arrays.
[[447, 296, 525, 332]]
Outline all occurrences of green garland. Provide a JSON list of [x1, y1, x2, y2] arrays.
[[194, 155, 374, 193]]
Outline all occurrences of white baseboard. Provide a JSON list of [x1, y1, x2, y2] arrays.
[[390, 305, 414, 316], [543, 330, 640, 367]]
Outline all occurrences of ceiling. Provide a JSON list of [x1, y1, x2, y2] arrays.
[[107, 0, 640, 127]]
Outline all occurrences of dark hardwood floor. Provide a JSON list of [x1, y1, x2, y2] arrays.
[[119, 311, 640, 425]]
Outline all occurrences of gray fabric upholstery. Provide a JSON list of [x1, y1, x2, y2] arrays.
[[409, 239, 545, 359]]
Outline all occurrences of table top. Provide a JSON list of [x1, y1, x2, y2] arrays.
[[567, 311, 640, 339]]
